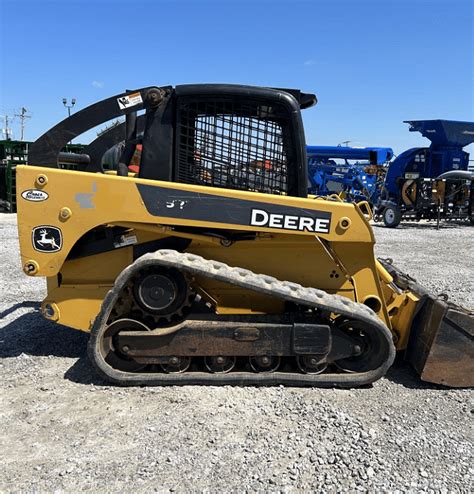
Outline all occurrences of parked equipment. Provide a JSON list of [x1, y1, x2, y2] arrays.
[[0, 140, 28, 212], [307, 145, 393, 203], [0, 140, 86, 212], [376, 120, 474, 227], [16, 85, 473, 387]]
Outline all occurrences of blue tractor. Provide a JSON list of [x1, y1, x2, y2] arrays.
[[376, 120, 474, 227], [307, 145, 393, 204]]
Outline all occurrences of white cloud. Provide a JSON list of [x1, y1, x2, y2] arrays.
[[304, 59, 315, 66], [92, 80, 104, 88]]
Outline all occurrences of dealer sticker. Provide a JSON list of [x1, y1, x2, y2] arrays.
[[21, 189, 49, 202], [117, 92, 143, 110]]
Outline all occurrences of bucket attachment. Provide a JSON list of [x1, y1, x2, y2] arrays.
[[406, 296, 474, 387], [378, 258, 473, 388]]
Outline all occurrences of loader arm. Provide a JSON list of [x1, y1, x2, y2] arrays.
[[28, 87, 159, 167]]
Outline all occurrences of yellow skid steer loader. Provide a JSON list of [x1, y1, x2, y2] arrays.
[[16, 84, 473, 387]]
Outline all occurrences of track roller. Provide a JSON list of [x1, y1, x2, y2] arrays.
[[204, 356, 236, 373], [296, 356, 328, 374], [249, 355, 281, 373], [161, 356, 192, 373]]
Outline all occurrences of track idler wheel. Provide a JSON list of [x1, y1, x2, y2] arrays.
[[249, 355, 280, 373], [334, 319, 390, 373], [101, 318, 150, 372]]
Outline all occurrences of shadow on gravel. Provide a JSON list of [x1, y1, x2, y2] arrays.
[[0, 301, 41, 319], [0, 306, 107, 385], [63, 355, 108, 386], [0, 309, 88, 359], [384, 357, 445, 390]]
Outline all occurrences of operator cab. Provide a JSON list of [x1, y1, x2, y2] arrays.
[[28, 85, 317, 199]]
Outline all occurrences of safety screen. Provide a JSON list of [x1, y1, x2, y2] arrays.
[[176, 99, 290, 194]]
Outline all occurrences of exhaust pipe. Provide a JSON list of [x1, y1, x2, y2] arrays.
[[436, 170, 473, 181]]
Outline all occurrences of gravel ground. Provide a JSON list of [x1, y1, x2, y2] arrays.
[[1, 213, 472, 493]]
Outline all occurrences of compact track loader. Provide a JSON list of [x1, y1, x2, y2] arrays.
[[16, 85, 473, 387]]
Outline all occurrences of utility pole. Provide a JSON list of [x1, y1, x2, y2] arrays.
[[2, 115, 12, 140], [14, 107, 31, 141], [338, 140, 352, 147]]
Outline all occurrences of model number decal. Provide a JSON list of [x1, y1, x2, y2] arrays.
[[21, 189, 49, 202], [250, 208, 331, 234], [136, 184, 333, 232]]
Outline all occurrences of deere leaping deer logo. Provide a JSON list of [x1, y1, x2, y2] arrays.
[[38, 229, 59, 249], [32, 226, 62, 253]]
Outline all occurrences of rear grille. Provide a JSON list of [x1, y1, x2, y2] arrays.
[[177, 99, 290, 194]]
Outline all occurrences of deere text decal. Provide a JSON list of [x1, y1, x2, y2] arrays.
[[250, 208, 331, 233]]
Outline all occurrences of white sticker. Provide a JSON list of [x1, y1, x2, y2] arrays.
[[113, 234, 138, 248], [117, 92, 143, 110], [21, 189, 49, 202]]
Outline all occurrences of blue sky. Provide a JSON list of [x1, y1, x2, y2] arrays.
[[1, 0, 473, 155]]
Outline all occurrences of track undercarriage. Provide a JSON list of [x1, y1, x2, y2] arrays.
[[89, 250, 396, 386]]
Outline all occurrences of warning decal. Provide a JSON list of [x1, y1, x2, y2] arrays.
[[117, 92, 143, 110]]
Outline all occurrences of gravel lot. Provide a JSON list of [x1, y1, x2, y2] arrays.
[[1, 213, 472, 493]]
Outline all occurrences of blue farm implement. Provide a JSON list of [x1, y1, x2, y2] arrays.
[[307, 145, 393, 204], [376, 120, 474, 227]]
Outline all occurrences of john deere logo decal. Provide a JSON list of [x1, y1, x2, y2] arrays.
[[32, 226, 62, 253]]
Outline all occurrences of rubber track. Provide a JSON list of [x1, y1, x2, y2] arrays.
[[88, 250, 396, 387]]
